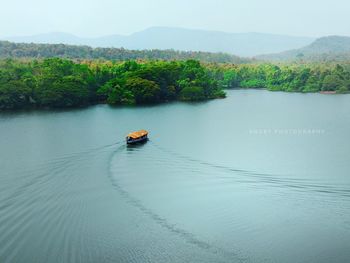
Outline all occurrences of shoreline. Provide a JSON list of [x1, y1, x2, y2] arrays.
[[1, 89, 349, 113]]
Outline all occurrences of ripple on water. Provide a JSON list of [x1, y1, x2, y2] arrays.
[[0, 142, 119, 263], [1, 138, 350, 263]]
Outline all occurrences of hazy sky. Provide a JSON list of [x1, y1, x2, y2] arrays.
[[1, 0, 349, 37]]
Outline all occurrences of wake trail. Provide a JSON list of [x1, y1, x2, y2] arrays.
[[108, 145, 247, 263], [0, 141, 122, 210], [149, 141, 350, 199]]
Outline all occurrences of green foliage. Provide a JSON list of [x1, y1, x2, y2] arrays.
[[0, 41, 250, 64], [337, 86, 349, 94], [212, 89, 226, 98], [221, 70, 239, 88], [180, 86, 205, 101], [1, 58, 350, 110], [95, 59, 224, 105], [219, 63, 350, 94], [0, 80, 31, 109], [240, 79, 266, 89], [37, 76, 90, 107], [125, 77, 161, 104], [0, 58, 226, 109], [35, 59, 92, 107], [322, 75, 343, 91], [98, 78, 135, 105]]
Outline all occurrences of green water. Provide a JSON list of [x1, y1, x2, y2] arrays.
[[1, 90, 350, 263]]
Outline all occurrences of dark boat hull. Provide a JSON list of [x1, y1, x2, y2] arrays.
[[126, 137, 148, 145]]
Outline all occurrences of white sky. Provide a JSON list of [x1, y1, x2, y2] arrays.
[[0, 0, 349, 37]]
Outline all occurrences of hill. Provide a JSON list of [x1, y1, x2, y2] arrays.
[[1, 27, 315, 57], [0, 41, 250, 64], [257, 36, 350, 61]]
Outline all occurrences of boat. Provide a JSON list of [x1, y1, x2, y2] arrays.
[[320, 91, 337, 94], [126, 130, 149, 144]]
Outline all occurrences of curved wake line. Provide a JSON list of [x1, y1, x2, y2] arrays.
[[0, 141, 121, 263], [108, 146, 247, 263], [0, 141, 123, 188], [0, 141, 122, 210], [150, 141, 350, 199]]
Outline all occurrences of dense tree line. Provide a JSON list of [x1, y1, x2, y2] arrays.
[[0, 58, 225, 110], [0, 41, 250, 64], [212, 63, 350, 93], [1, 58, 350, 110]]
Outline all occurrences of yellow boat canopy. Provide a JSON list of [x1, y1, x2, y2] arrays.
[[127, 130, 148, 139]]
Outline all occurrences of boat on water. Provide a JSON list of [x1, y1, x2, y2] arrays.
[[320, 91, 337, 94], [126, 130, 149, 144]]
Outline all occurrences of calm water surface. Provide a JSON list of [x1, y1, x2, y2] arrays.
[[1, 90, 350, 263]]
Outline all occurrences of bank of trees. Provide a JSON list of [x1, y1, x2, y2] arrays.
[[0, 59, 96, 109], [1, 58, 350, 110], [0, 58, 225, 110], [214, 63, 350, 93]]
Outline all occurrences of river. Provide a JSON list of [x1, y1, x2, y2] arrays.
[[1, 90, 350, 263]]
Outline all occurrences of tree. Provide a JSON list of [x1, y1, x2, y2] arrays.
[[322, 75, 343, 91], [0, 80, 31, 109], [180, 86, 205, 101], [97, 78, 135, 105], [125, 77, 161, 104]]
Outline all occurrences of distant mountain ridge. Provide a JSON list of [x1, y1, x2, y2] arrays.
[[1, 27, 315, 57], [257, 36, 350, 61]]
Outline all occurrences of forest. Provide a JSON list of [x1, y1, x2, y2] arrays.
[[0, 58, 350, 110], [215, 63, 350, 93], [0, 58, 225, 110], [0, 41, 249, 64]]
